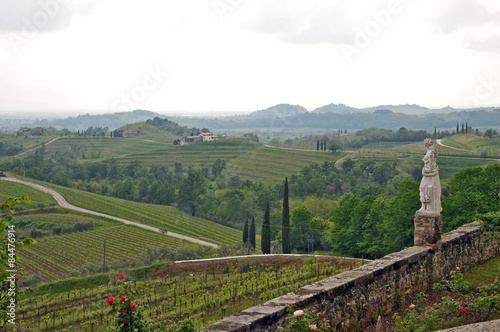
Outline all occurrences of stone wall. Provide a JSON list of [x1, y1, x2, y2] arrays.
[[203, 222, 500, 331]]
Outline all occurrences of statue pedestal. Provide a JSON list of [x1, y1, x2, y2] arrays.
[[414, 213, 443, 247]]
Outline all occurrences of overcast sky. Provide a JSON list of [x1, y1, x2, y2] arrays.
[[0, 0, 499, 115]]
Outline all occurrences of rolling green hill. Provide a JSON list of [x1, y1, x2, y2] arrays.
[[11, 177, 242, 247], [29, 136, 340, 182]]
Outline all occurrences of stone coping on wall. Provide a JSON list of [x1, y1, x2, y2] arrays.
[[435, 319, 500, 331], [203, 221, 500, 331]]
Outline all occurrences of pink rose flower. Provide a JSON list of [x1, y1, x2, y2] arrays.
[[294, 310, 304, 317], [309, 324, 318, 330], [409, 304, 415, 310]]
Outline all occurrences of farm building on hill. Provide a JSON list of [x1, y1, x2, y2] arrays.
[[123, 129, 145, 138], [179, 132, 218, 146]]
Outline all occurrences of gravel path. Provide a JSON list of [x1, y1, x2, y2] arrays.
[[0, 177, 219, 248]]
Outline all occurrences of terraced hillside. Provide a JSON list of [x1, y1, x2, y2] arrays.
[[18, 218, 186, 281], [13, 178, 243, 247], [32, 136, 340, 182]]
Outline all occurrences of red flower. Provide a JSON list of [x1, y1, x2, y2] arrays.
[[495, 291, 498, 294], [496, 276, 498, 280], [456, 266, 460, 271], [124, 319, 128, 325], [118, 274, 125, 280], [323, 318, 326, 322], [463, 302, 468, 306], [480, 283, 482, 286], [107, 296, 114, 306], [459, 308, 466, 314], [422, 313, 427, 318], [123, 310, 127, 316], [131, 303, 137, 310], [126, 298, 129, 302], [120, 296, 126, 303]]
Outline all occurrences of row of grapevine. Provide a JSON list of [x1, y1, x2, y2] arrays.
[[18, 225, 185, 280], [18, 258, 361, 331]]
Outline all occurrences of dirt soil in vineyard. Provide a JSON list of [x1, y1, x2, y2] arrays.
[[153, 255, 363, 277]]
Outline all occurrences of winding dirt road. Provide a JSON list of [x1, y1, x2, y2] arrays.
[[0, 177, 219, 248], [435, 139, 469, 152]]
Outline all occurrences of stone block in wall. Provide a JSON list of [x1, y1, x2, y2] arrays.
[[414, 214, 443, 246]]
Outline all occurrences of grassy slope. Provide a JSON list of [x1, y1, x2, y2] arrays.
[[11, 176, 242, 247], [0, 133, 60, 160], [0, 180, 57, 209], [33, 136, 340, 182]]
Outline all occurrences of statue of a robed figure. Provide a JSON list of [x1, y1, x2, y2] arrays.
[[417, 138, 442, 216]]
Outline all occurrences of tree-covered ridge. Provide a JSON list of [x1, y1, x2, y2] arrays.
[[19, 105, 500, 134]]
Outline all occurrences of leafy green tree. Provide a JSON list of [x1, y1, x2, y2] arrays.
[[282, 177, 291, 254], [250, 216, 256, 248], [261, 202, 271, 254], [484, 129, 497, 139], [329, 143, 342, 153], [341, 159, 355, 173], [379, 180, 420, 255], [443, 164, 500, 231], [174, 162, 184, 174], [177, 173, 206, 216], [290, 206, 313, 251], [211, 159, 227, 179]]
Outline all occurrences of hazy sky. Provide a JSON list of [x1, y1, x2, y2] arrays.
[[0, 0, 499, 115]]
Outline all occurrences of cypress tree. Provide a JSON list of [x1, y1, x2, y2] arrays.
[[243, 219, 249, 245], [316, 140, 319, 151], [461, 123, 464, 134], [434, 127, 437, 139], [282, 177, 291, 254], [466, 122, 468, 134], [261, 202, 271, 254], [250, 216, 256, 248], [456, 122, 459, 134]]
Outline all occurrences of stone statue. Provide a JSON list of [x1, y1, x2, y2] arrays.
[[417, 138, 442, 215]]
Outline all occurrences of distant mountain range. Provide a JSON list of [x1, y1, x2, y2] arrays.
[[5, 104, 499, 132]]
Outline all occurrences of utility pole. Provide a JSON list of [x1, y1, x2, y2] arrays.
[[103, 239, 106, 269]]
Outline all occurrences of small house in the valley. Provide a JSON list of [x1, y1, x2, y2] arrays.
[[15, 128, 31, 136], [122, 129, 145, 138], [179, 132, 218, 146]]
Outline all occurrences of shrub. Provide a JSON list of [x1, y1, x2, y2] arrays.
[[238, 257, 261, 273]]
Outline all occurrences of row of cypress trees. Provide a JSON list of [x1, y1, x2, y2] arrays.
[[258, 177, 290, 255], [245, 177, 291, 255]]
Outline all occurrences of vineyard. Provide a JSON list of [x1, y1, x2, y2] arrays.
[[14, 212, 191, 281], [33, 136, 339, 182], [18, 256, 363, 331], [0, 180, 57, 210], [15, 178, 244, 247]]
